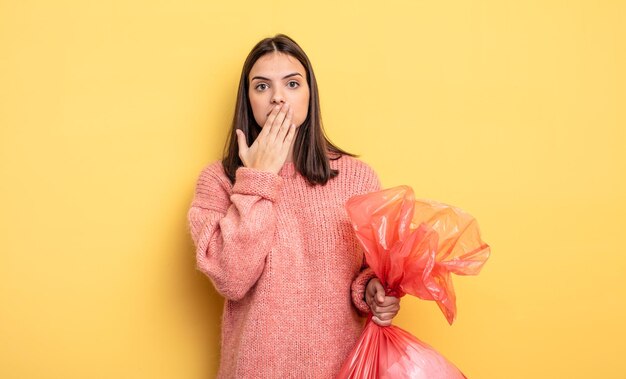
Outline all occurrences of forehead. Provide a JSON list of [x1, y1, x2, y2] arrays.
[[249, 52, 306, 78]]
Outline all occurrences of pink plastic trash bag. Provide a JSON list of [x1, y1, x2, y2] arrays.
[[337, 186, 490, 379]]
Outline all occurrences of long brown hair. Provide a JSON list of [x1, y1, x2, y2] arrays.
[[222, 34, 354, 186]]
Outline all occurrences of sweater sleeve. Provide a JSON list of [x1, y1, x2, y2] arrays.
[[349, 161, 383, 315], [351, 266, 378, 314], [187, 164, 282, 301]]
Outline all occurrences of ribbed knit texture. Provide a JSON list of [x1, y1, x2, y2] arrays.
[[187, 155, 381, 379]]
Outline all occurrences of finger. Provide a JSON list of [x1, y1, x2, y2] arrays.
[[278, 123, 296, 159], [269, 103, 290, 140], [283, 123, 296, 146], [276, 108, 293, 143], [376, 312, 398, 322], [371, 302, 400, 314], [235, 130, 248, 159], [259, 105, 282, 139], [371, 316, 392, 327], [374, 283, 386, 304], [378, 296, 400, 307], [264, 104, 282, 126], [369, 303, 400, 316]]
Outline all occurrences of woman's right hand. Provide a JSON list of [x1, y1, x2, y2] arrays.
[[366, 278, 400, 327], [235, 102, 297, 174]]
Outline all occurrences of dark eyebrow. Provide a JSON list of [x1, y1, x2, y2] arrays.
[[283, 72, 304, 80], [250, 72, 304, 81]]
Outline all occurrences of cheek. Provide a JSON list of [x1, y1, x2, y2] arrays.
[[254, 110, 266, 126], [293, 93, 310, 126], [249, 94, 267, 126]]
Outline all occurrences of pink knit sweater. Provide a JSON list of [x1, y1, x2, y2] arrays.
[[187, 155, 380, 378]]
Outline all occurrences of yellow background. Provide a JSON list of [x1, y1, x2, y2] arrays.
[[1, 0, 624, 378]]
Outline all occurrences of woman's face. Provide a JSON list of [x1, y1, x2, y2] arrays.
[[248, 52, 310, 128]]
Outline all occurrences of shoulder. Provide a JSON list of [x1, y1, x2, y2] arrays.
[[191, 160, 233, 210], [195, 160, 232, 189], [330, 155, 381, 192], [197, 160, 229, 181]]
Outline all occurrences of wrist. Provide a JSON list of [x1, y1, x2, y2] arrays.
[[248, 160, 282, 175]]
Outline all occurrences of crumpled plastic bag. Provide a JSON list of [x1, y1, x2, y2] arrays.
[[337, 186, 490, 378], [338, 319, 467, 379]]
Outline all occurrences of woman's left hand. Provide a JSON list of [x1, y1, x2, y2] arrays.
[[365, 278, 400, 327]]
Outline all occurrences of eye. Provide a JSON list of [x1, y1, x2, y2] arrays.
[[287, 80, 300, 89], [255, 83, 269, 91]]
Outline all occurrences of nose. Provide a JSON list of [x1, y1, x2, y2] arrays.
[[271, 89, 285, 104]]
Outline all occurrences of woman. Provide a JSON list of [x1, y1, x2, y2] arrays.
[[188, 34, 399, 378]]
